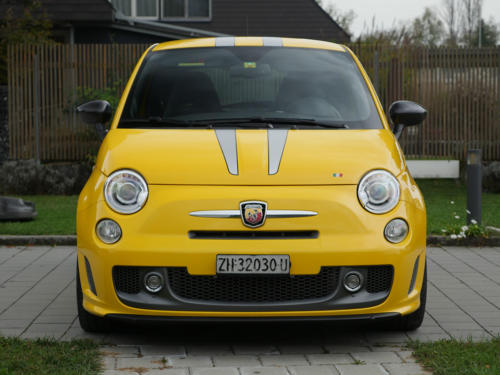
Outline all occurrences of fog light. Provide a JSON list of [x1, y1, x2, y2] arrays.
[[344, 271, 363, 292], [144, 272, 164, 293], [384, 218, 409, 243], [96, 219, 122, 244]]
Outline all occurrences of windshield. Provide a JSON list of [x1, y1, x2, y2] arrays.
[[120, 47, 383, 129]]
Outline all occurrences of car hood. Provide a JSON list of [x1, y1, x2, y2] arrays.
[[97, 128, 405, 185]]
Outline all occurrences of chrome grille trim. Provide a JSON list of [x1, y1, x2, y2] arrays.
[[189, 209, 317, 218]]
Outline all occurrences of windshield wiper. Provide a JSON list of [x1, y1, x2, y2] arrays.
[[119, 117, 214, 128], [192, 117, 348, 129], [119, 117, 348, 129]]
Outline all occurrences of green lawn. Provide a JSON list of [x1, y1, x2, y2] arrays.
[[0, 195, 77, 235], [0, 179, 498, 235], [0, 337, 101, 375], [416, 179, 500, 234], [409, 337, 500, 375]]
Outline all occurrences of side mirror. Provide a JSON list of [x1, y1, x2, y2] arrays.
[[389, 100, 427, 139], [76, 100, 112, 141]]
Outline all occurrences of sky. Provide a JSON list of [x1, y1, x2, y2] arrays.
[[324, 0, 500, 38]]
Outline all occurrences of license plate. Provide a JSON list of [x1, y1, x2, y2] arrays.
[[216, 255, 290, 275]]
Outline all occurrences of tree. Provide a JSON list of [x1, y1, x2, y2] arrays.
[[411, 7, 444, 47], [461, 0, 482, 46], [440, 0, 461, 46], [316, 0, 356, 36], [472, 17, 499, 47], [0, 0, 53, 85], [356, 18, 413, 46]]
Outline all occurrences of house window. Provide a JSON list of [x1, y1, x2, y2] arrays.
[[111, 0, 159, 19], [163, 0, 211, 20]]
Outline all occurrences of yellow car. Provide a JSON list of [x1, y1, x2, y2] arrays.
[[76, 37, 427, 332]]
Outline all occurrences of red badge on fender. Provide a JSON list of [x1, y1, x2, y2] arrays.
[[240, 201, 267, 228]]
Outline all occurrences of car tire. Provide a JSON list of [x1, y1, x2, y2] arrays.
[[388, 263, 427, 331], [76, 263, 109, 333]]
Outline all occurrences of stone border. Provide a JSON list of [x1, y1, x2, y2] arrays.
[[0, 235, 76, 246], [1, 235, 499, 247], [427, 235, 500, 247]]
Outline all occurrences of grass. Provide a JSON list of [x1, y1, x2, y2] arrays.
[[0, 195, 77, 235], [416, 179, 500, 234], [0, 179, 498, 235], [0, 337, 101, 375], [409, 337, 500, 375]]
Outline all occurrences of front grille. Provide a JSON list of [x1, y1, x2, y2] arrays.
[[188, 230, 319, 239], [168, 267, 340, 303], [366, 266, 393, 293], [112, 265, 394, 303], [113, 266, 141, 294]]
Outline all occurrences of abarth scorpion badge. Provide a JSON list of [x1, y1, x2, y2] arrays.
[[240, 201, 267, 228]]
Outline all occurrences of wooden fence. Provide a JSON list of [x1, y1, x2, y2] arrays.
[[7, 43, 500, 161]]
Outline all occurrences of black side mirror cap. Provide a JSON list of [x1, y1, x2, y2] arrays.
[[389, 100, 427, 139], [76, 100, 112, 125]]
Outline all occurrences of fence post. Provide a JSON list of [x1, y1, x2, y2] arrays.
[[0, 85, 8, 163], [33, 53, 40, 164], [466, 149, 482, 225], [373, 49, 379, 95]]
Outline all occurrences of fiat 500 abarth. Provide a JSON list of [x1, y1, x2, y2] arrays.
[[76, 37, 427, 332]]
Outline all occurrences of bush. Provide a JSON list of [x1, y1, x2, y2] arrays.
[[0, 160, 92, 195], [483, 161, 500, 193]]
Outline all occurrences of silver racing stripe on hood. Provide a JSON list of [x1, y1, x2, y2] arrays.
[[215, 129, 238, 175], [215, 37, 235, 47], [268, 129, 288, 175], [262, 37, 283, 47]]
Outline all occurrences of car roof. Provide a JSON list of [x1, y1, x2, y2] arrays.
[[153, 37, 346, 52]]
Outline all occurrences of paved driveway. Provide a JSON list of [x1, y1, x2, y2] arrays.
[[1, 246, 499, 375]]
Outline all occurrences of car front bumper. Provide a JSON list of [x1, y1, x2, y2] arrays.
[[77, 178, 426, 319]]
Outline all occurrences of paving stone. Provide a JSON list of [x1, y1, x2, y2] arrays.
[[167, 356, 213, 368], [336, 364, 388, 375], [146, 370, 189, 375], [365, 332, 408, 345], [101, 357, 116, 370], [307, 354, 353, 365], [369, 345, 405, 352], [140, 345, 186, 356], [213, 355, 260, 367], [191, 367, 239, 375], [240, 367, 289, 375], [0, 328, 23, 337], [405, 332, 451, 342], [101, 345, 141, 358], [103, 371, 138, 375], [278, 344, 325, 354], [395, 350, 417, 363], [324, 345, 371, 354], [260, 354, 309, 366], [186, 344, 233, 355], [0, 319, 32, 328], [233, 344, 279, 355], [116, 356, 165, 370], [383, 363, 431, 375], [288, 365, 339, 375], [351, 352, 402, 364]]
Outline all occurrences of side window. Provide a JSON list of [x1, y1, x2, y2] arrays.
[[163, 0, 211, 20], [111, 0, 159, 18]]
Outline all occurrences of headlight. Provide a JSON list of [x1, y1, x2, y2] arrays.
[[357, 170, 400, 214], [384, 218, 409, 243], [96, 219, 122, 244], [104, 169, 148, 214]]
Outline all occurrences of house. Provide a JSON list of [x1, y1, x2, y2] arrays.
[[0, 0, 350, 44]]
